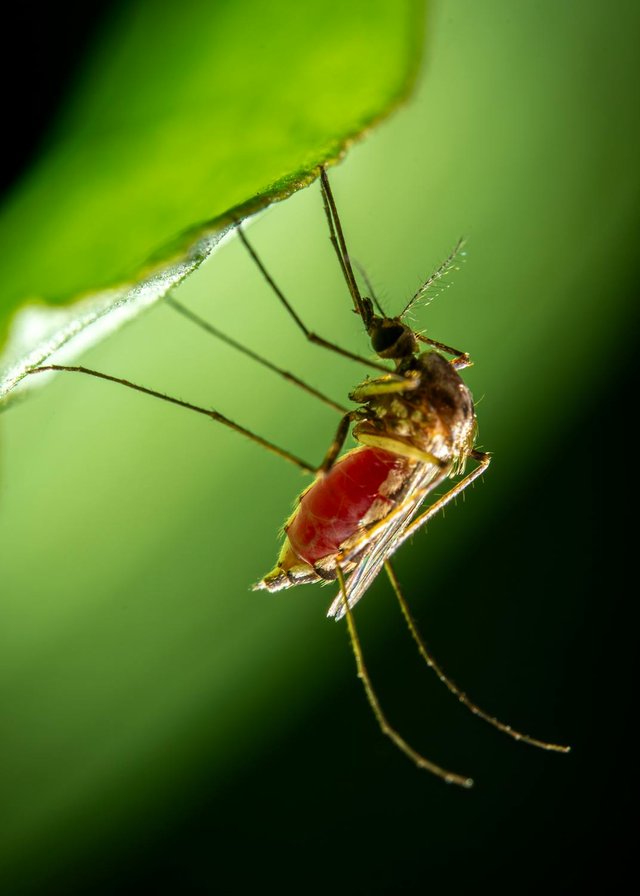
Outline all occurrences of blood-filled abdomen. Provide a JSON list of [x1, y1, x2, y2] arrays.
[[286, 446, 406, 564]]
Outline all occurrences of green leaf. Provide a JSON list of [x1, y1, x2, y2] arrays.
[[0, 0, 424, 398]]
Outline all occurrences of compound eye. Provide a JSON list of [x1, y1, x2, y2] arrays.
[[372, 323, 405, 355]]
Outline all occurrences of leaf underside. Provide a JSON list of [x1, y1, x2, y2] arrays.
[[0, 0, 425, 399]]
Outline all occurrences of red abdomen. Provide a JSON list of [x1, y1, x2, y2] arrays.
[[286, 446, 405, 564]]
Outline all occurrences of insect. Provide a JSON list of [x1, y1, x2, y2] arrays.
[[26, 166, 570, 785]]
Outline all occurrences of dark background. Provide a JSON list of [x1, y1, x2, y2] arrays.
[[71, 403, 633, 896], [0, 3, 117, 197]]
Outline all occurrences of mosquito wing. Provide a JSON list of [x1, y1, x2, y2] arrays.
[[326, 460, 452, 620]]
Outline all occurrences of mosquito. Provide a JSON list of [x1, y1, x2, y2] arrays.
[[26, 166, 570, 786]]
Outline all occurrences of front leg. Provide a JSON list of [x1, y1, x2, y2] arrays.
[[350, 370, 420, 403], [415, 333, 472, 370]]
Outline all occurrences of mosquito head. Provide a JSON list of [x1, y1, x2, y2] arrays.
[[363, 297, 419, 361]]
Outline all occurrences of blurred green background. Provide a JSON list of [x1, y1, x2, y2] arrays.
[[1, 1, 638, 893]]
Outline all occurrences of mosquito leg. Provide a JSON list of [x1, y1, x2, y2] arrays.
[[317, 411, 359, 474], [166, 296, 347, 414], [392, 450, 492, 552], [350, 372, 422, 402], [415, 333, 472, 370], [320, 172, 357, 304], [236, 225, 391, 375], [25, 365, 315, 473], [335, 564, 473, 787], [384, 561, 571, 753], [318, 167, 366, 318], [327, 450, 488, 620]]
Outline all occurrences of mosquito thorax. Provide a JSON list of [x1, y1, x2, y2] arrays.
[[412, 351, 476, 448], [403, 351, 475, 421], [350, 350, 476, 471]]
